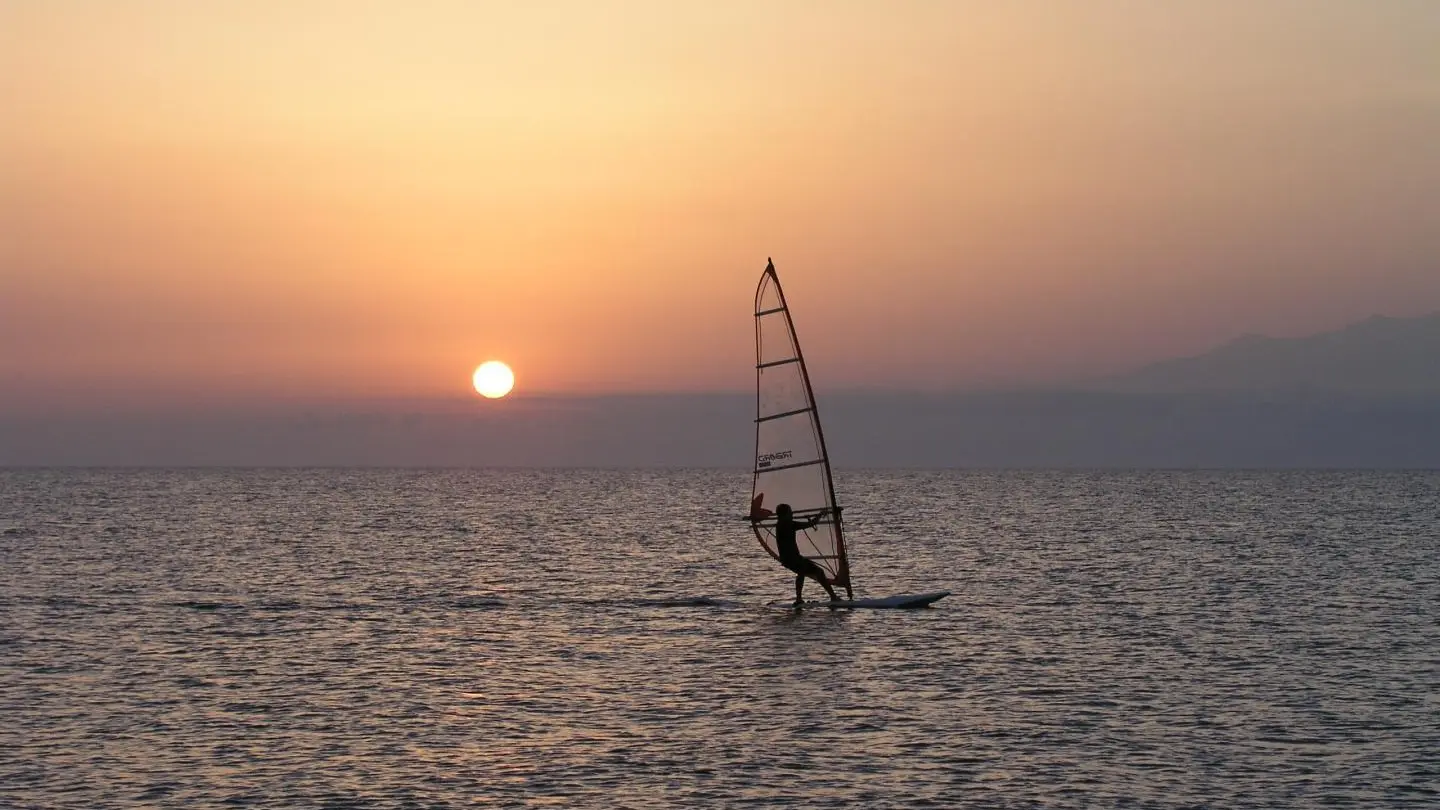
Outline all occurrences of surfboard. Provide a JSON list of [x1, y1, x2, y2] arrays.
[[746, 258, 948, 608], [777, 591, 952, 610]]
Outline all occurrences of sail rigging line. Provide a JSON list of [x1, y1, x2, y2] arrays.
[[754, 458, 826, 475], [756, 406, 815, 423]]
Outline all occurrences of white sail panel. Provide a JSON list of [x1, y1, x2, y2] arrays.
[[757, 313, 798, 368], [750, 261, 851, 591], [757, 412, 821, 465], [756, 361, 810, 419]]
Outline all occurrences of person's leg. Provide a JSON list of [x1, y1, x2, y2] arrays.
[[800, 560, 838, 601], [813, 571, 838, 601]]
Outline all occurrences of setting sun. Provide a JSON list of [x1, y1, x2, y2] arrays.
[[472, 361, 515, 399]]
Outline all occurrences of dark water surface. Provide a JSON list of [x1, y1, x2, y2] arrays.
[[2, 469, 1437, 808]]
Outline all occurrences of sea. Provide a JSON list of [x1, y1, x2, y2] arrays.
[[1, 468, 1437, 809]]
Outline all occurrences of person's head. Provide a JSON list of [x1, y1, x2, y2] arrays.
[[776, 503, 793, 519]]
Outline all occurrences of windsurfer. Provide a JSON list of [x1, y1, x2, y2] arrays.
[[770, 503, 840, 605]]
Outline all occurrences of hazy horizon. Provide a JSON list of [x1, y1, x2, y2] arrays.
[[4, 387, 1438, 468]]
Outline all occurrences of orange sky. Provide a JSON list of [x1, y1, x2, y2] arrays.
[[4, 1, 1439, 404]]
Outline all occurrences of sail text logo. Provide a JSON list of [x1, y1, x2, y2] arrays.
[[757, 450, 793, 468]]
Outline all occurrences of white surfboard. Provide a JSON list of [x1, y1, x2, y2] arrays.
[[779, 590, 951, 610]]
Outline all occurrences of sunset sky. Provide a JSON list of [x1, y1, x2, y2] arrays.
[[4, 1, 1439, 409]]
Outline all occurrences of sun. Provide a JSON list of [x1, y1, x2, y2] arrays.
[[472, 361, 515, 399]]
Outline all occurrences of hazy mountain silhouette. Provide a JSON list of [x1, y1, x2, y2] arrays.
[[6, 387, 1439, 468], [1096, 312, 1440, 394], [6, 313, 1440, 467]]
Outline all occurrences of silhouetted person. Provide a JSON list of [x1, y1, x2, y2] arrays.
[[770, 503, 840, 605]]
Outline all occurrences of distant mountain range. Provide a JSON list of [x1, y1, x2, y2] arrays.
[[5, 313, 1439, 468], [1094, 312, 1440, 394]]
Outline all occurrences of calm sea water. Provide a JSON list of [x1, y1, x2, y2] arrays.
[[2, 469, 1437, 808]]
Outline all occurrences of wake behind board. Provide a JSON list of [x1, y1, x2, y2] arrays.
[[778, 591, 950, 610]]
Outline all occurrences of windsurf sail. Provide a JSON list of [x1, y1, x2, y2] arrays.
[[749, 258, 853, 599]]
